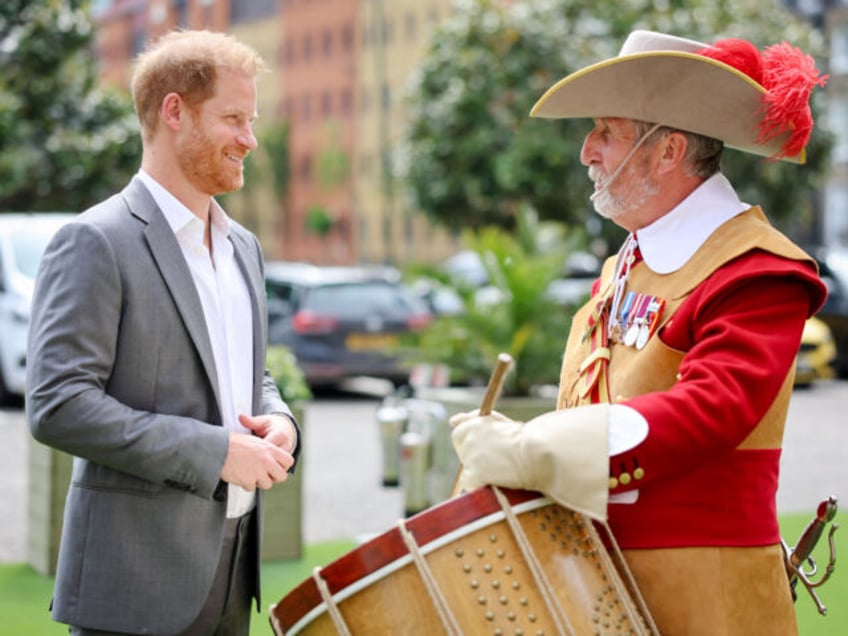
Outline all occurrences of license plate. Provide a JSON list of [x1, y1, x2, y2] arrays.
[[345, 333, 399, 351]]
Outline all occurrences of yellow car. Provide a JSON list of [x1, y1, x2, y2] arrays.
[[794, 316, 837, 387]]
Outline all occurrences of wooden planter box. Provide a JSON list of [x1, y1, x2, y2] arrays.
[[261, 404, 305, 561], [26, 439, 73, 576]]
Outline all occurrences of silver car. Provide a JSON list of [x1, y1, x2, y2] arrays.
[[0, 213, 76, 404]]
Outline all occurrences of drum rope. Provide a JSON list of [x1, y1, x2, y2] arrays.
[[311, 566, 353, 636], [493, 486, 574, 636], [597, 521, 662, 636], [398, 519, 464, 635]]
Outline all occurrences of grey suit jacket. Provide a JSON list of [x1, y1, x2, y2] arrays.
[[26, 177, 295, 634]]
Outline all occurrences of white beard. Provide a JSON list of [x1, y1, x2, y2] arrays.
[[589, 161, 658, 220]]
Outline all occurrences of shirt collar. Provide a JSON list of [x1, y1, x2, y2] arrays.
[[136, 170, 232, 240], [635, 173, 749, 274]]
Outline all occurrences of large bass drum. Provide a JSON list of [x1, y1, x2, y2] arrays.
[[270, 486, 657, 635]]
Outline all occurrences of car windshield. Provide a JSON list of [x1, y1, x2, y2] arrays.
[[10, 226, 58, 279], [307, 282, 413, 318]]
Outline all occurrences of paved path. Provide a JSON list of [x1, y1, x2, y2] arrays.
[[2, 379, 846, 563]]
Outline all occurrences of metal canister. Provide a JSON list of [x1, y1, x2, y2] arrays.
[[375, 401, 408, 487], [399, 430, 430, 517]]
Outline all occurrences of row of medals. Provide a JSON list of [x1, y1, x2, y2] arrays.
[[610, 289, 665, 350]]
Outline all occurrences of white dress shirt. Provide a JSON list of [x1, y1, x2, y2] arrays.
[[137, 170, 256, 518]]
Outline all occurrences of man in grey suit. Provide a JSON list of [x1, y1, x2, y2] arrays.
[[26, 30, 299, 635]]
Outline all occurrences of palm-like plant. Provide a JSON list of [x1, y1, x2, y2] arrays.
[[412, 207, 587, 396]]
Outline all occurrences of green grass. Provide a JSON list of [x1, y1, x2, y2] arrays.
[[0, 541, 356, 636], [0, 515, 843, 635]]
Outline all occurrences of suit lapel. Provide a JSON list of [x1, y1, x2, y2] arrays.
[[230, 229, 265, 412], [121, 179, 222, 408]]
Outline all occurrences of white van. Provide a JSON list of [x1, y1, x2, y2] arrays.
[[0, 213, 76, 404]]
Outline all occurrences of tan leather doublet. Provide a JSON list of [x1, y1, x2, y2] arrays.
[[555, 207, 814, 635]]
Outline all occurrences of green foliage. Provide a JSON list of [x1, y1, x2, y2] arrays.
[[404, 0, 831, 239], [405, 0, 589, 231], [410, 207, 587, 395], [224, 121, 290, 221], [0, 0, 141, 210], [0, 0, 141, 212], [315, 123, 350, 191], [305, 205, 335, 236], [266, 345, 313, 404], [261, 122, 291, 200]]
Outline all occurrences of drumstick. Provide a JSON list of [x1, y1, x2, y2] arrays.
[[478, 352, 513, 416], [450, 352, 513, 498]]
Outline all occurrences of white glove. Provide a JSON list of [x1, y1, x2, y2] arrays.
[[451, 404, 610, 521]]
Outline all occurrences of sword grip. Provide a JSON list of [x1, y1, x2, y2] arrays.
[[790, 497, 837, 568], [790, 522, 825, 569]]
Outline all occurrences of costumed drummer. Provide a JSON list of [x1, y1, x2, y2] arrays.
[[450, 30, 828, 635]]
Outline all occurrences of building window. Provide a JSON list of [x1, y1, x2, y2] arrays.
[[824, 181, 848, 244], [405, 12, 417, 39], [132, 27, 146, 57], [301, 94, 312, 122], [299, 154, 313, 182], [829, 95, 848, 164], [230, 0, 278, 24], [283, 39, 295, 66], [321, 91, 333, 117], [831, 22, 848, 74], [360, 153, 373, 176], [340, 88, 353, 116], [303, 33, 313, 62], [381, 18, 394, 45], [361, 88, 372, 114], [322, 28, 333, 56], [381, 84, 391, 112], [341, 24, 353, 51]]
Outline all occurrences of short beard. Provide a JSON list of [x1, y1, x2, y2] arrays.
[[589, 160, 658, 221]]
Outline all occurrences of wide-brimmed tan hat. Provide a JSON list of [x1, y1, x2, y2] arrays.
[[530, 30, 827, 163]]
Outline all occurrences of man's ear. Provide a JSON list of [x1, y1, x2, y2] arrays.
[[656, 130, 688, 175], [160, 92, 186, 131]]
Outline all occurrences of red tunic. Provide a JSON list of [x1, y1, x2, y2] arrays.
[[607, 250, 825, 548]]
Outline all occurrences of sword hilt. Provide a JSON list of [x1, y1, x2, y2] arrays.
[[782, 496, 838, 616]]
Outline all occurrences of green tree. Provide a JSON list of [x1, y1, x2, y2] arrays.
[[404, 0, 831, 240], [0, 0, 141, 212]]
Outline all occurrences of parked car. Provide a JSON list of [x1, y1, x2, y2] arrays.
[[265, 261, 433, 388], [0, 213, 77, 404], [794, 316, 837, 388], [441, 249, 600, 308], [811, 247, 848, 377]]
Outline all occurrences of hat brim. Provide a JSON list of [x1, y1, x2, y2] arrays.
[[530, 51, 802, 163]]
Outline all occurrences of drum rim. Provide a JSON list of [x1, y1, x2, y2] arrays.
[[272, 487, 549, 634]]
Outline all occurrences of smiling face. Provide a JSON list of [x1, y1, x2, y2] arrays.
[[581, 118, 660, 227], [175, 67, 258, 198]]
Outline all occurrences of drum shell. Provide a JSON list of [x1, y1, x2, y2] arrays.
[[271, 486, 654, 635]]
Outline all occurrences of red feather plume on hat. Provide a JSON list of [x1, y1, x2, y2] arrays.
[[696, 38, 828, 158]]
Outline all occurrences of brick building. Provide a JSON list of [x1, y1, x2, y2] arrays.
[[91, 0, 457, 265]]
